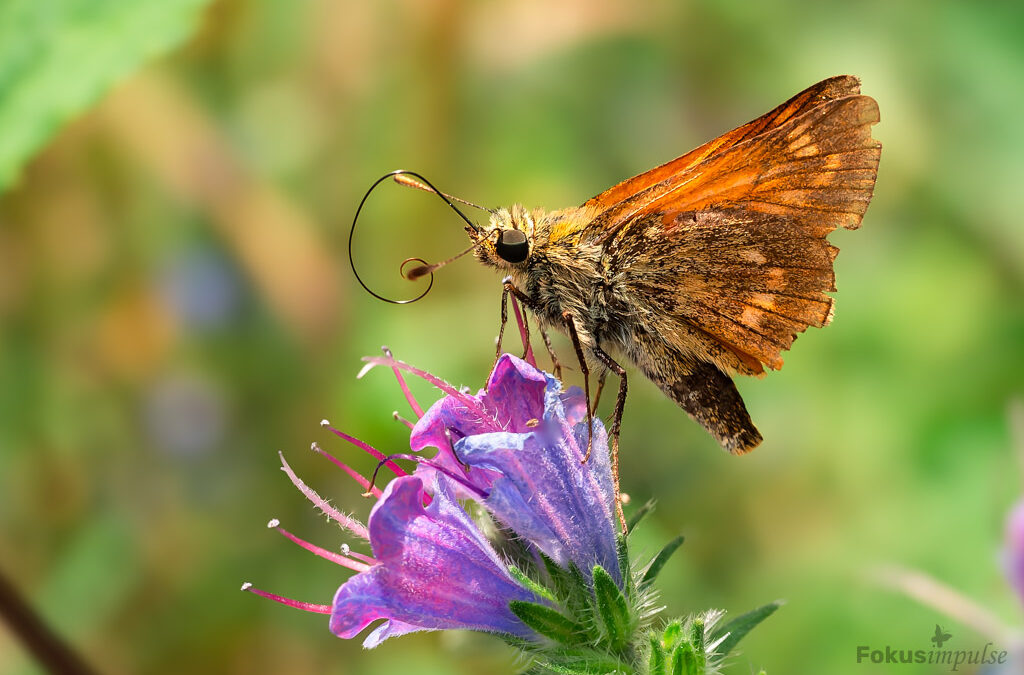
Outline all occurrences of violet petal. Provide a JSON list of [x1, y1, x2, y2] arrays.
[[329, 476, 539, 645]]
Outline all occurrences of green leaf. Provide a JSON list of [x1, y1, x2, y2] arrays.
[[710, 601, 783, 657], [648, 633, 667, 675], [616, 534, 635, 599], [510, 600, 587, 646], [530, 662, 625, 675], [592, 565, 633, 652], [640, 535, 685, 588], [0, 0, 213, 193], [532, 649, 634, 675], [625, 499, 656, 535]]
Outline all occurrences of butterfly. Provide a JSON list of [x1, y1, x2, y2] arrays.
[[356, 75, 881, 459]]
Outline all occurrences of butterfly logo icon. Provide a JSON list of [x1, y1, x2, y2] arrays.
[[931, 624, 952, 648]]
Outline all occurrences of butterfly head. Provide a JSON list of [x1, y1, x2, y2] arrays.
[[473, 204, 535, 270]]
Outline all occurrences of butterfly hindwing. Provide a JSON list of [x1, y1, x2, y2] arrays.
[[649, 208, 839, 374]]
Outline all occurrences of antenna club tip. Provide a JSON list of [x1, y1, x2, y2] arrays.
[[405, 265, 431, 281]]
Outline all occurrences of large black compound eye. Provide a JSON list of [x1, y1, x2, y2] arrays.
[[495, 229, 529, 263]]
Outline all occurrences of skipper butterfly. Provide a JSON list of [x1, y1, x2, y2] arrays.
[[355, 75, 881, 459]]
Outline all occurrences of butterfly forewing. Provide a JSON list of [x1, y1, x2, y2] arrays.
[[633, 94, 880, 236], [582, 75, 869, 239], [584, 77, 880, 376]]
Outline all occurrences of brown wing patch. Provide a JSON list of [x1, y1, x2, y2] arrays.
[[582, 75, 864, 214], [625, 209, 839, 374]]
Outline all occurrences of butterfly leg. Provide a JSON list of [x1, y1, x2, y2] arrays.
[[539, 326, 564, 380], [590, 345, 628, 532], [496, 278, 533, 369], [592, 370, 608, 415], [495, 282, 510, 367], [561, 312, 594, 461]]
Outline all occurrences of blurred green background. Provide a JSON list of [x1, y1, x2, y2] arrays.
[[1, 1, 1022, 673]]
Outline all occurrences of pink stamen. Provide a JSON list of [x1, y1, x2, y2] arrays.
[[241, 583, 331, 614], [271, 522, 373, 572], [320, 422, 408, 477], [311, 442, 383, 498], [279, 452, 370, 541], [361, 356, 491, 421], [338, 542, 376, 565], [347, 550, 376, 565], [383, 347, 425, 418], [393, 411, 415, 430], [509, 294, 537, 367]]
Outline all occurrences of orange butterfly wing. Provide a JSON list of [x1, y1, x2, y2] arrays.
[[582, 75, 866, 226], [583, 76, 881, 374]]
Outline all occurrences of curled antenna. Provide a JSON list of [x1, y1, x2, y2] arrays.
[[349, 170, 491, 305]]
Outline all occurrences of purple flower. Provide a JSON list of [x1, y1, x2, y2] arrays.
[[243, 349, 622, 647], [405, 354, 620, 585], [1003, 499, 1024, 604]]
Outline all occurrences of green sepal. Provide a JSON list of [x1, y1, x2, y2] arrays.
[[625, 499, 656, 535], [540, 555, 595, 624], [592, 565, 633, 652], [509, 564, 558, 603], [688, 617, 705, 659], [510, 600, 587, 646], [541, 554, 587, 601], [647, 633, 667, 675], [710, 601, 782, 656], [660, 620, 683, 651], [668, 641, 698, 675], [640, 535, 685, 589]]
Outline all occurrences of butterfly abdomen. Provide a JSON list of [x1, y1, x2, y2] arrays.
[[597, 321, 762, 454]]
